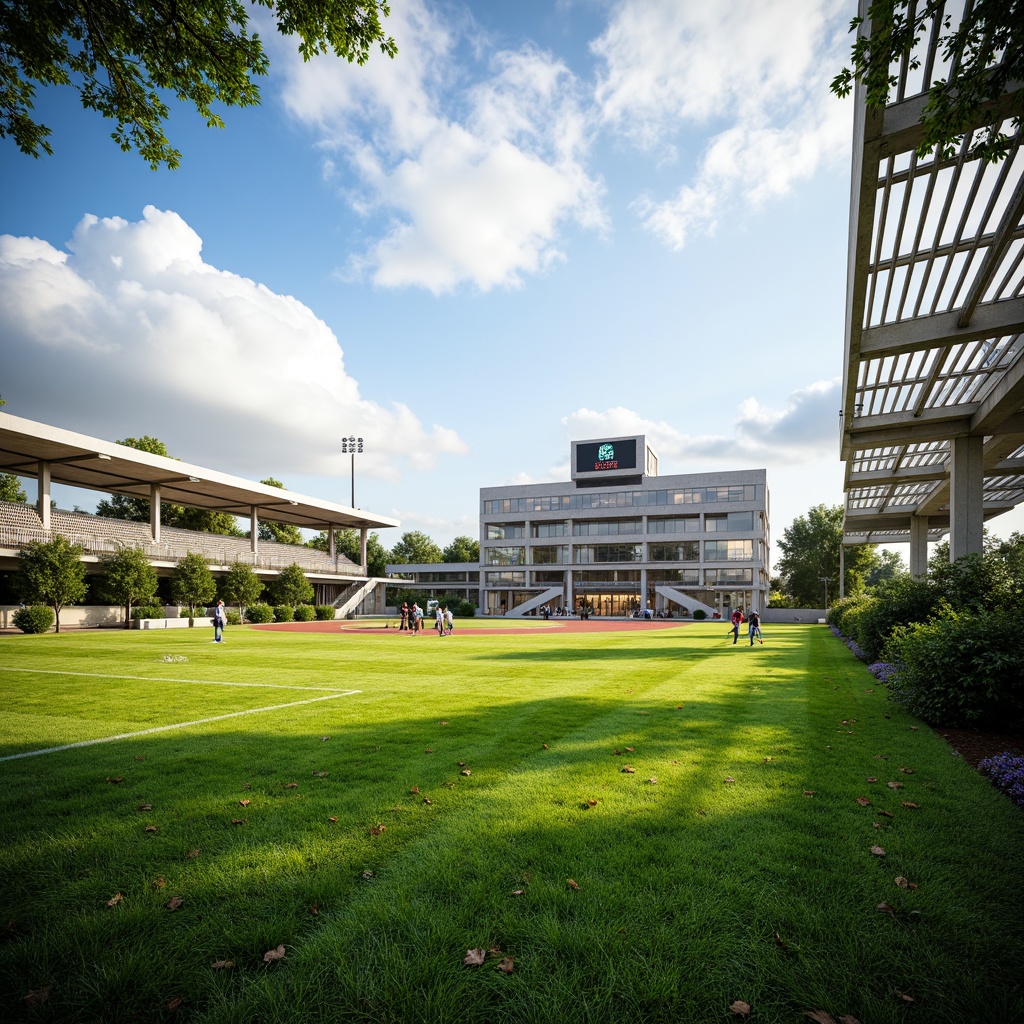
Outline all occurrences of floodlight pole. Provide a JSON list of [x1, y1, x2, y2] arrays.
[[819, 575, 833, 609], [341, 435, 364, 508]]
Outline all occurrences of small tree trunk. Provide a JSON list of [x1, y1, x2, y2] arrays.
[[53, 604, 61, 634]]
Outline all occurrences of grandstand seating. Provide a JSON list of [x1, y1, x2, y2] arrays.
[[0, 501, 360, 576]]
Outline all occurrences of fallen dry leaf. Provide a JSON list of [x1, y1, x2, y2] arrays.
[[22, 988, 51, 1007], [263, 945, 286, 963], [152, 877, 165, 889], [895, 991, 915, 1003], [870, 846, 886, 857], [901, 801, 919, 809], [895, 876, 919, 890], [166, 897, 183, 911], [138, 803, 152, 811], [370, 824, 386, 836], [879, 809, 893, 818], [856, 797, 871, 807], [764, 756, 774, 762], [724, 776, 735, 783], [423, 797, 432, 805], [144, 825, 159, 833], [135, 755, 146, 761], [899, 767, 915, 774], [876, 901, 896, 915], [625, 746, 635, 753], [106, 776, 123, 784], [308, 903, 319, 916], [312, 770, 328, 777], [542, 743, 548, 749], [803, 1012, 837, 1024], [463, 948, 486, 967], [363, 870, 375, 879], [909, 726, 918, 731], [866, 777, 877, 783], [239, 799, 251, 807], [886, 781, 904, 790], [512, 889, 524, 896], [410, 786, 419, 793], [567, 879, 579, 891], [587, 799, 599, 806], [231, 818, 246, 825], [647, 777, 658, 784], [460, 769, 472, 776], [283, 782, 298, 789], [186, 849, 200, 858], [614, 749, 621, 756], [729, 1000, 751, 1018], [803, 790, 815, 796], [838, 1017, 863, 1024], [425, 748, 433, 753], [211, 960, 235, 970], [439, 720, 449, 726], [496, 956, 514, 974], [167, 995, 182, 1011], [328, 816, 338, 823], [621, 765, 636, 774], [107, 893, 123, 907], [322, 736, 330, 741]]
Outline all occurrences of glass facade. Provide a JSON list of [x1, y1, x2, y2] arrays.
[[647, 516, 700, 533], [572, 518, 642, 536], [487, 523, 525, 540], [574, 544, 643, 563], [648, 541, 699, 562], [531, 545, 569, 564], [705, 511, 756, 531], [485, 546, 526, 566], [706, 568, 754, 584], [647, 568, 700, 585], [485, 570, 526, 585], [704, 539, 754, 561], [532, 521, 569, 537], [482, 484, 757, 516]]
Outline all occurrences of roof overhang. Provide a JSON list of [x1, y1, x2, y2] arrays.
[[0, 412, 399, 533]]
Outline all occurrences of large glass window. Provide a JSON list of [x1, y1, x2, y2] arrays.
[[532, 570, 565, 584], [648, 541, 699, 561], [486, 485, 757, 515], [532, 521, 569, 538], [704, 511, 756, 532], [487, 523, 524, 540], [648, 516, 700, 533], [531, 545, 568, 564], [574, 544, 643, 563], [485, 570, 526, 585], [572, 519, 642, 536], [704, 540, 754, 561], [705, 568, 753, 584], [485, 546, 526, 566], [647, 568, 700, 585]]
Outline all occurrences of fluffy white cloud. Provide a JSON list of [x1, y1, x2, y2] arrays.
[[592, 0, 852, 248], [0, 207, 467, 479], [274, 0, 605, 292], [564, 380, 841, 465]]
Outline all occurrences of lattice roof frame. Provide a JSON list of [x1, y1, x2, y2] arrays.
[[840, 0, 1024, 544]]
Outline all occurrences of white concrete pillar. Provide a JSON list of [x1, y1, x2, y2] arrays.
[[909, 515, 929, 578], [360, 528, 368, 575], [150, 484, 161, 542], [37, 460, 51, 530], [949, 435, 984, 561], [839, 545, 845, 600], [250, 507, 259, 555], [328, 527, 336, 560]]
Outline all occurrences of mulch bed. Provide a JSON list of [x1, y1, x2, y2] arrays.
[[934, 724, 1023, 769]]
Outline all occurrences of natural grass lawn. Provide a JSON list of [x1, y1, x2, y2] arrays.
[[1, 623, 1022, 1024]]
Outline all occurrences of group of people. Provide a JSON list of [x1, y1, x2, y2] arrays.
[[399, 601, 454, 636], [729, 606, 763, 646]]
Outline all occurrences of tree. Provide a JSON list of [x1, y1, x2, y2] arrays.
[[16, 535, 87, 633], [98, 546, 158, 627], [171, 552, 216, 625], [832, 1, 1024, 163], [222, 562, 264, 619], [388, 531, 443, 565], [2, 1, 397, 169], [270, 563, 314, 606], [442, 536, 479, 563], [309, 529, 389, 577], [775, 504, 880, 607], [256, 478, 304, 545], [0, 473, 27, 503]]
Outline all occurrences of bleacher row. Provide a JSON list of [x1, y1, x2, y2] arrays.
[[0, 501, 361, 576]]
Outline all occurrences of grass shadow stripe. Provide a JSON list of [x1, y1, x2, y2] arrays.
[[0, 666, 350, 692], [0, 690, 362, 762]]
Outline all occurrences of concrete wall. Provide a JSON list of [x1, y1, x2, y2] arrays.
[[0, 604, 122, 629], [760, 608, 827, 624]]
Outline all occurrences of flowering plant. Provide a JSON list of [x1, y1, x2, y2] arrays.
[[978, 753, 1024, 808]]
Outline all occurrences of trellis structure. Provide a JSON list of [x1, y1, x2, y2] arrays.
[[841, 0, 1024, 582]]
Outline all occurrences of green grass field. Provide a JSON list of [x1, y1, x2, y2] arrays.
[[1, 623, 1022, 1024]]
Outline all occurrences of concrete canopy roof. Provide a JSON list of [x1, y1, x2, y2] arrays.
[[840, 2, 1024, 545], [0, 412, 399, 533]]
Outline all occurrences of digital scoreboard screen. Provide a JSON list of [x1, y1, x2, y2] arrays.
[[575, 439, 637, 473]]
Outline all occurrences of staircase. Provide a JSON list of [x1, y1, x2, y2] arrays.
[[507, 587, 564, 618], [654, 585, 716, 619]]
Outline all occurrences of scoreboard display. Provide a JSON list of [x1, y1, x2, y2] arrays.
[[575, 439, 638, 474]]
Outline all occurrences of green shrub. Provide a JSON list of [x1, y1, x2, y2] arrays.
[[314, 605, 335, 621], [293, 604, 315, 622], [852, 576, 936, 662], [245, 603, 274, 624], [273, 605, 294, 623], [225, 609, 242, 626], [13, 605, 55, 634], [883, 605, 1024, 727], [131, 605, 165, 620], [693, 609, 707, 620]]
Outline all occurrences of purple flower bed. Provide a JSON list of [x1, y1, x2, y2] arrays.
[[868, 662, 898, 683], [978, 753, 1024, 808], [829, 625, 842, 638], [844, 637, 867, 661]]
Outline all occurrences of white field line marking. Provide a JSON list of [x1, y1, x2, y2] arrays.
[[0, 666, 347, 692], [0, 690, 361, 762]]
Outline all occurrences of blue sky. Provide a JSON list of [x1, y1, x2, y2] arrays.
[[4, 0, 1019, 560]]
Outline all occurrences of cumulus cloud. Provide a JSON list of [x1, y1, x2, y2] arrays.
[[274, 0, 605, 293], [592, 0, 852, 248], [564, 380, 841, 465], [0, 207, 467, 479]]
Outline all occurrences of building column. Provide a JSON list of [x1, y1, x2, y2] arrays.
[[949, 435, 984, 561], [640, 567, 648, 612], [37, 460, 51, 530], [150, 484, 161, 543], [839, 545, 845, 600], [360, 528, 368, 575], [250, 506, 259, 558], [909, 515, 929, 578], [328, 527, 336, 560]]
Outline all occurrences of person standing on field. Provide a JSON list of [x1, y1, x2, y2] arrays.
[[729, 607, 743, 645], [435, 604, 444, 636], [748, 609, 762, 645], [444, 606, 454, 635], [213, 600, 227, 643]]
